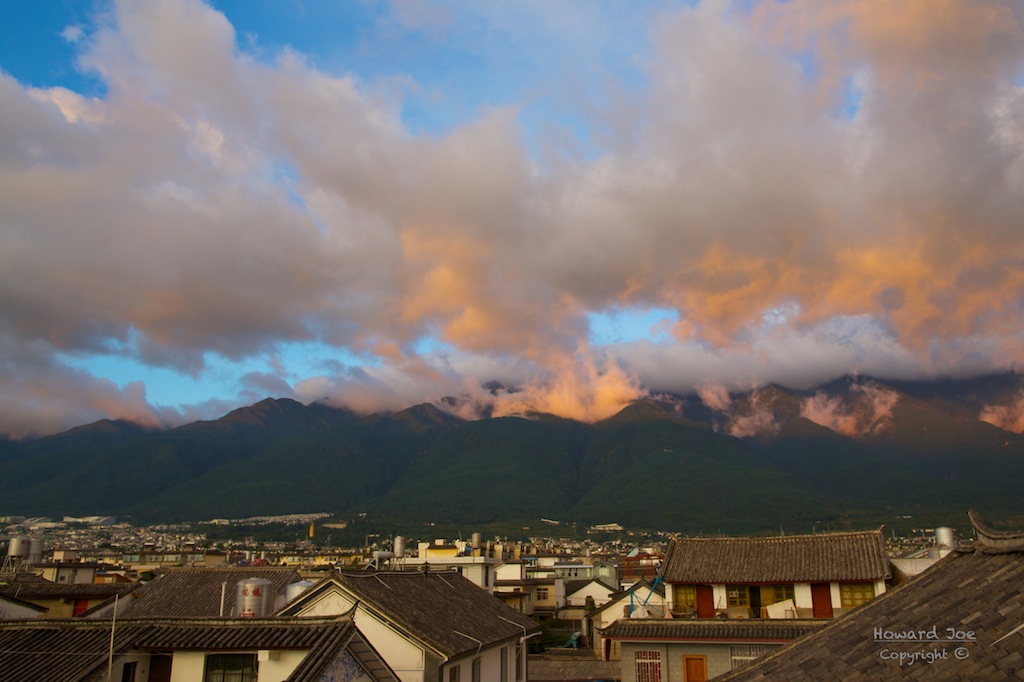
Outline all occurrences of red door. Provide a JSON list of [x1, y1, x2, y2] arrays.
[[684, 656, 707, 682], [810, 583, 833, 618], [695, 585, 714, 618]]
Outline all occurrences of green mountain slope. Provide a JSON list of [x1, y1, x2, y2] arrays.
[[362, 415, 587, 524], [2, 375, 1023, 531]]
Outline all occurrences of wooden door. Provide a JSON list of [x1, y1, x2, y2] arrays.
[[683, 655, 707, 682], [811, 583, 833, 618], [695, 585, 714, 618]]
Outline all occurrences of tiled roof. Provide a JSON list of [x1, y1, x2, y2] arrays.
[[0, 619, 146, 682], [661, 530, 890, 583], [0, 592, 48, 613], [0, 582, 138, 600], [118, 567, 300, 618], [564, 578, 617, 597], [0, 617, 399, 682], [600, 618, 825, 642], [528, 655, 622, 681], [332, 570, 539, 659], [134, 617, 343, 650], [717, 512, 1024, 681]]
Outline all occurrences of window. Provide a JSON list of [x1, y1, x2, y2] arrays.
[[635, 650, 662, 682], [120, 662, 138, 682], [515, 642, 523, 681], [500, 646, 508, 682], [730, 645, 773, 669], [727, 586, 749, 607], [536, 587, 549, 601], [840, 582, 875, 608], [674, 585, 697, 610], [771, 585, 795, 604], [204, 653, 258, 682], [449, 664, 461, 682], [471, 657, 481, 682]]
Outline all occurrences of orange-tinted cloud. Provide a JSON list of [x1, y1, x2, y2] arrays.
[[2, 0, 1024, 435]]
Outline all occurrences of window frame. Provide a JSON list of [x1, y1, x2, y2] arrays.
[[771, 584, 795, 604], [635, 649, 662, 682], [675, 584, 697, 610], [727, 585, 750, 607], [839, 582, 875, 608], [203, 653, 258, 682]]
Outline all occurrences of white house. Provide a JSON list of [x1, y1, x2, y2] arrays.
[[276, 569, 539, 682]]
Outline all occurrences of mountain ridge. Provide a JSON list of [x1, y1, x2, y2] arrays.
[[2, 374, 1022, 532]]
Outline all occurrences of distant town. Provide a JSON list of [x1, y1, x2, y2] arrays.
[[4, 510, 1019, 680]]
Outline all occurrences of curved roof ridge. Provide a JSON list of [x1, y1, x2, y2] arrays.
[[969, 509, 1024, 553]]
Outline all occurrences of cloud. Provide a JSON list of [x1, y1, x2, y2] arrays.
[[979, 394, 1024, 434], [800, 381, 900, 437], [490, 349, 647, 423], [0, 334, 165, 440], [727, 389, 781, 439], [60, 25, 85, 44], [2, 0, 1024, 436], [698, 381, 732, 412]]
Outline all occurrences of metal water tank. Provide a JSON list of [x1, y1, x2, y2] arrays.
[[935, 527, 956, 549], [394, 536, 406, 558], [27, 539, 43, 565], [7, 537, 29, 558], [471, 532, 482, 549], [285, 580, 315, 603], [236, 578, 274, 617]]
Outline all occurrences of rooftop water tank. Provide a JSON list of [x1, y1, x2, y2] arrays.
[[7, 537, 29, 558], [935, 526, 956, 549], [394, 536, 406, 558], [27, 538, 43, 565], [285, 580, 315, 603], [236, 578, 274, 617]]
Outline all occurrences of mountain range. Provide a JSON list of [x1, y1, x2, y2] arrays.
[[2, 373, 1023, 534]]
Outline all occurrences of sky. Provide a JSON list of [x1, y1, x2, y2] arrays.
[[2, 0, 1024, 438]]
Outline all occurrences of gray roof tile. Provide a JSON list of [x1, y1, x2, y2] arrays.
[[600, 618, 825, 642], [717, 512, 1024, 681], [119, 567, 300, 618], [661, 530, 890, 583], [0, 617, 399, 682], [332, 570, 539, 659]]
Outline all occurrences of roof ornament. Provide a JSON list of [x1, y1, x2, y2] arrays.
[[969, 509, 1024, 554]]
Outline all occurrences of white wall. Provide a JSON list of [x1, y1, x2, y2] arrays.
[[257, 650, 308, 681], [565, 581, 614, 607], [793, 583, 813, 609], [169, 652, 206, 682], [292, 584, 428, 682], [442, 644, 511, 682], [353, 607, 427, 682]]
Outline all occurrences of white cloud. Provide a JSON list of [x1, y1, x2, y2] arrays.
[[2, 0, 1024, 436]]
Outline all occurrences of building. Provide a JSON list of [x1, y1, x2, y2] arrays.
[[601, 619, 825, 681], [90, 567, 302, 618], [0, 581, 138, 618], [276, 569, 539, 682], [718, 510, 1024, 680], [600, 529, 891, 680], [586, 578, 669, 659], [0, 615, 398, 681], [661, 530, 890, 619]]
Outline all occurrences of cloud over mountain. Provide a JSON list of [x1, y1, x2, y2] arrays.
[[1, 0, 1023, 436]]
